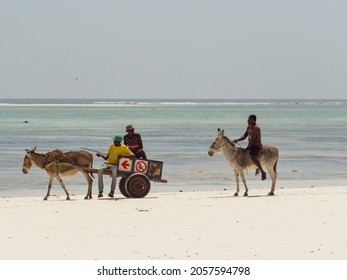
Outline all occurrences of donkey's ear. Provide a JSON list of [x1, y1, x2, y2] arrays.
[[217, 128, 221, 132], [221, 130, 225, 136]]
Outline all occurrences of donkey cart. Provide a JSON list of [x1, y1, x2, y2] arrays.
[[89, 156, 167, 198]]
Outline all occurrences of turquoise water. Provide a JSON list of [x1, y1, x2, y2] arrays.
[[1, 99, 346, 197]]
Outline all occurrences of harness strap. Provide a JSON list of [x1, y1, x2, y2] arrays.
[[42, 149, 65, 169], [213, 141, 229, 150]]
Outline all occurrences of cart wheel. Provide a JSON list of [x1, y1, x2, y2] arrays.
[[119, 177, 131, 198], [125, 174, 151, 198]]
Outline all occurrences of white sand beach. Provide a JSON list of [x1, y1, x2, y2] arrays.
[[0, 186, 346, 260]]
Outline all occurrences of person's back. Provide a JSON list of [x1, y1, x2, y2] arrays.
[[246, 123, 262, 149], [106, 143, 134, 164]]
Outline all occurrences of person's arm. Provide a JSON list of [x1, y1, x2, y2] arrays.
[[96, 146, 110, 160], [96, 153, 109, 160], [137, 134, 144, 150], [122, 145, 135, 156], [234, 130, 248, 143]]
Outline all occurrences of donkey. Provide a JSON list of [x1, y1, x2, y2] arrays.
[[22, 147, 94, 200], [208, 129, 279, 196]]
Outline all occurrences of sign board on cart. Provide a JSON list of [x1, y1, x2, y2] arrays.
[[118, 156, 163, 180]]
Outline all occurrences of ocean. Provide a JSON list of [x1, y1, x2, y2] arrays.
[[1, 99, 346, 198]]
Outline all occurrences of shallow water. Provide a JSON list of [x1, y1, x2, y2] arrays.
[[1, 99, 346, 197]]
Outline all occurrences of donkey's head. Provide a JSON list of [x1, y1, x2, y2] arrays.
[[208, 129, 225, 156], [22, 147, 36, 174], [208, 129, 236, 156]]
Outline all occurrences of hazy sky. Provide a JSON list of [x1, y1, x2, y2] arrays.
[[1, 0, 346, 99]]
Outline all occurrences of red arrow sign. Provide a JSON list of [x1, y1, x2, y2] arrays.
[[121, 160, 130, 170]]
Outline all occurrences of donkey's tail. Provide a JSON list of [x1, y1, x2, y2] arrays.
[[274, 157, 279, 176], [89, 157, 95, 179]]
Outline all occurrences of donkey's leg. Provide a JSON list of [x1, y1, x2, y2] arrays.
[[239, 170, 249, 196], [233, 169, 240, 196], [55, 174, 70, 200], [44, 175, 54, 200], [82, 171, 93, 199], [266, 164, 277, 196]]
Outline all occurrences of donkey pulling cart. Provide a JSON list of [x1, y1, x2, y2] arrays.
[[22, 148, 167, 200]]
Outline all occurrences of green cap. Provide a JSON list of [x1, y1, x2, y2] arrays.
[[112, 135, 123, 142]]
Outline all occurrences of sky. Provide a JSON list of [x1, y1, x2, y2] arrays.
[[1, 0, 346, 99]]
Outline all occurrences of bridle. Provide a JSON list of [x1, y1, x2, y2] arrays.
[[210, 138, 230, 151]]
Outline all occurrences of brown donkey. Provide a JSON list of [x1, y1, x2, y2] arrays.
[[22, 147, 94, 200]]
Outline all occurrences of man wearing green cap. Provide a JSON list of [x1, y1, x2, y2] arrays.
[[96, 135, 134, 198]]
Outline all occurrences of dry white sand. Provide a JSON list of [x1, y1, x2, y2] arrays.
[[0, 186, 346, 260]]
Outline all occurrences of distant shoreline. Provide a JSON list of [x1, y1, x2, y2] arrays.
[[1, 98, 347, 107]]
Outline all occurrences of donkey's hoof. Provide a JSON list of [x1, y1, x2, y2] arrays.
[[244, 192, 248, 197], [66, 197, 71, 200], [234, 193, 238, 196], [268, 192, 274, 196], [43, 197, 48, 201]]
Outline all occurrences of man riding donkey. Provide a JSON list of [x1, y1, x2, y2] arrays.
[[233, 114, 267, 180]]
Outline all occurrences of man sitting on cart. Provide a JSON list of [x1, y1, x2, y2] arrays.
[[124, 124, 147, 160], [96, 135, 134, 198]]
